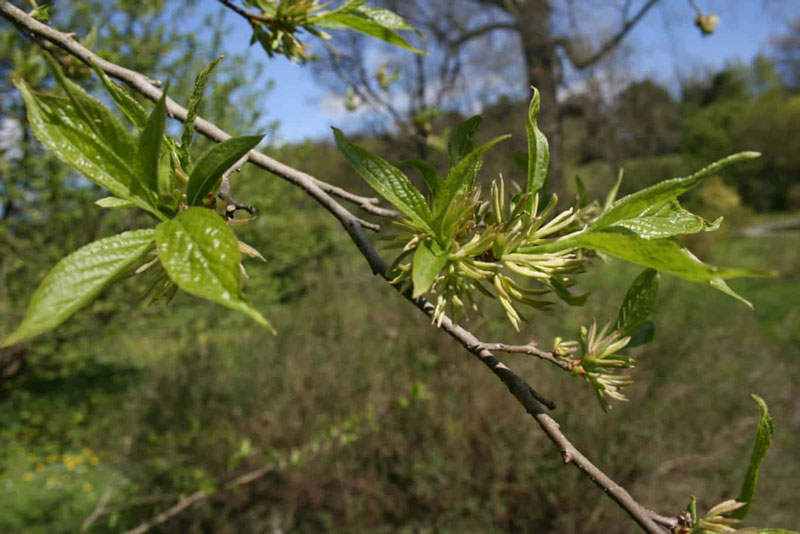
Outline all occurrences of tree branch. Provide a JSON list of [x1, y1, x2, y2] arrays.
[[0, 2, 670, 531], [558, 0, 660, 69], [216, 0, 273, 25], [448, 21, 518, 48]]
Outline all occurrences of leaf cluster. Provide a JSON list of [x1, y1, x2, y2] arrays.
[[243, 0, 423, 63], [335, 88, 773, 334], [3, 56, 273, 348]]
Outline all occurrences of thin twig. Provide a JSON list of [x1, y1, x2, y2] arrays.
[[558, 0, 660, 69], [0, 3, 667, 532], [481, 341, 574, 371], [80, 486, 112, 532], [216, 0, 273, 24]]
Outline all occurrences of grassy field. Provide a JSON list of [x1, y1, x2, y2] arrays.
[[1, 171, 798, 532]]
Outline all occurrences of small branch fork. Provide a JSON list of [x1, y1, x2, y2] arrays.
[[0, 2, 676, 532]]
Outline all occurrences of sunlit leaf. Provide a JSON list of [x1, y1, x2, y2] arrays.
[[333, 127, 432, 229], [185, 135, 263, 206], [434, 134, 510, 221], [611, 200, 712, 239], [594, 152, 760, 229], [2, 229, 155, 347], [155, 207, 274, 333], [95, 197, 136, 208], [313, 9, 424, 54], [356, 5, 416, 31], [545, 230, 774, 305], [412, 240, 448, 298], [13, 78, 162, 219], [525, 87, 550, 199]]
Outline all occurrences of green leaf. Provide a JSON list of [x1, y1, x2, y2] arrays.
[[95, 197, 136, 209], [611, 200, 712, 239], [542, 230, 774, 305], [400, 159, 441, 195], [751, 530, 800, 533], [88, 59, 147, 129], [313, 12, 424, 54], [180, 56, 224, 167], [729, 394, 776, 520], [154, 207, 274, 333], [710, 278, 753, 310], [525, 87, 550, 198], [44, 53, 135, 163], [137, 84, 169, 194], [333, 128, 432, 228], [570, 230, 771, 281], [356, 5, 416, 31], [1, 229, 155, 347], [13, 78, 162, 219], [412, 240, 449, 298], [616, 269, 659, 337], [186, 135, 263, 206], [434, 134, 510, 221], [447, 115, 482, 168], [594, 152, 760, 229]]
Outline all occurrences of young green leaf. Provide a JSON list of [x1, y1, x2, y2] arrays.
[[400, 159, 442, 195], [185, 135, 263, 206], [447, 115, 482, 168], [180, 56, 224, 167], [95, 197, 136, 209], [333, 127, 432, 229], [44, 53, 135, 163], [313, 12, 424, 54], [610, 200, 715, 240], [13, 79, 162, 219], [87, 59, 147, 128], [709, 278, 754, 310], [412, 240, 449, 298], [137, 84, 169, 194], [729, 394, 776, 520], [1, 229, 155, 347], [154, 207, 274, 333], [616, 269, 659, 337], [594, 152, 760, 230], [546, 230, 774, 304], [525, 87, 550, 198], [434, 134, 511, 221]]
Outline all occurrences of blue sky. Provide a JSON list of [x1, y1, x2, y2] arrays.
[[201, 0, 800, 143]]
